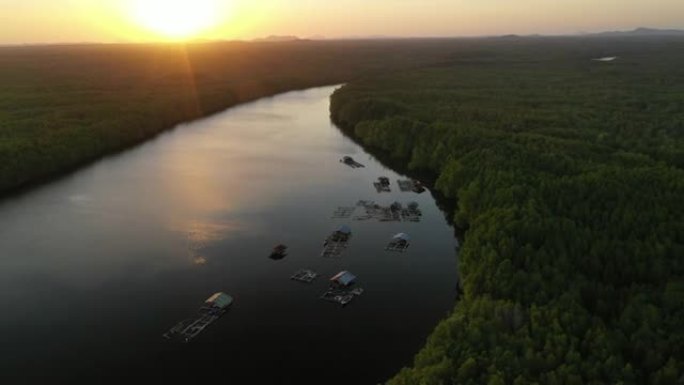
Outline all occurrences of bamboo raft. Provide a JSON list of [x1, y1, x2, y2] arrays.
[[290, 269, 318, 283], [320, 287, 364, 306], [355, 201, 420, 222], [321, 227, 352, 258], [401, 202, 422, 222], [397, 179, 426, 193], [321, 239, 350, 258], [333, 201, 422, 222], [385, 240, 410, 252], [331, 206, 357, 219], [163, 313, 223, 343], [163, 293, 233, 343]]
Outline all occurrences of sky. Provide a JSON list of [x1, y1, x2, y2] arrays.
[[0, 0, 682, 44]]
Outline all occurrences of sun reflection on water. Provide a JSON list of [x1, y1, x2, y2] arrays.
[[168, 218, 243, 266]]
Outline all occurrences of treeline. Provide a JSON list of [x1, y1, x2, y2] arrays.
[[0, 39, 461, 194], [330, 37, 684, 384]]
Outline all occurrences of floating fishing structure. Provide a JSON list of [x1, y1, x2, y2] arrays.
[[386, 233, 411, 252], [320, 271, 364, 306], [290, 269, 318, 283], [340, 156, 365, 168], [397, 179, 426, 193], [353, 200, 422, 222], [353, 200, 400, 222], [401, 201, 423, 222], [373, 176, 391, 193], [321, 225, 352, 257], [332, 201, 422, 222], [163, 292, 233, 343], [331, 206, 357, 219]]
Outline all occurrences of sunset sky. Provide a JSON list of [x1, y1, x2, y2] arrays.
[[1, 0, 682, 44]]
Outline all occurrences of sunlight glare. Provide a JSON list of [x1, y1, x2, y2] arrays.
[[130, 0, 220, 39]]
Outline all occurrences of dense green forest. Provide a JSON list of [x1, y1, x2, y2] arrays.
[[330, 37, 684, 384], [0, 39, 459, 194]]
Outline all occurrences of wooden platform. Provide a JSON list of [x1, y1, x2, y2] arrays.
[[385, 241, 410, 252], [163, 310, 225, 343], [331, 206, 357, 219], [401, 208, 422, 222], [397, 179, 425, 193], [320, 287, 364, 306], [321, 240, 350, 258], [290, 269, 318, 283], [354, 200, 420, 222]]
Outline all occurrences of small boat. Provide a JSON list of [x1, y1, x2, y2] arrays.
[[340, 156, 365, 168], [269, 244, 288, 260]]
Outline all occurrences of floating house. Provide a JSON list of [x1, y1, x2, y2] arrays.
[[330, 270, 357, 287], [322, 225, 352, 257], [326, 225, 352, 243], [321, 271, 364, 306], [203, 292, 234, 311], [386, 233, 411, 252]]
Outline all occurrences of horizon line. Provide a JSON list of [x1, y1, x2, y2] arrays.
[[1, 26, 683, 48]]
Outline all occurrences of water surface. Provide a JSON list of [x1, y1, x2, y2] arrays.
[[0, 86, 457, 384]]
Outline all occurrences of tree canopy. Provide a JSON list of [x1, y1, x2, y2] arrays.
[[331, 36, 684, 385]]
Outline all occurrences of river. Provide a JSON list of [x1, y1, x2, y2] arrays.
[[0, 86, 457, 384]]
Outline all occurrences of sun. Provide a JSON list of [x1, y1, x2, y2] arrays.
[[131, 0, 219, 39]]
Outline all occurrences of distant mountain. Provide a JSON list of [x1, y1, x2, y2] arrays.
[[591, 27, 684, 37], [252, 35, 302, 43]]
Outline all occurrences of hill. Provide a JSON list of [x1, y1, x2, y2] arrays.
[[591, 27, 684, 37]]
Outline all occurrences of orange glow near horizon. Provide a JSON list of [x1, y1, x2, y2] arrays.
[[0, 1, 682, 44]]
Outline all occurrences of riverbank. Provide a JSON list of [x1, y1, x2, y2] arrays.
[[330, 36, 684, 384], [0, 39, 464, 196]]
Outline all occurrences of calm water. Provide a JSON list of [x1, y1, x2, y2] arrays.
[[0, 86, 457, 384]]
